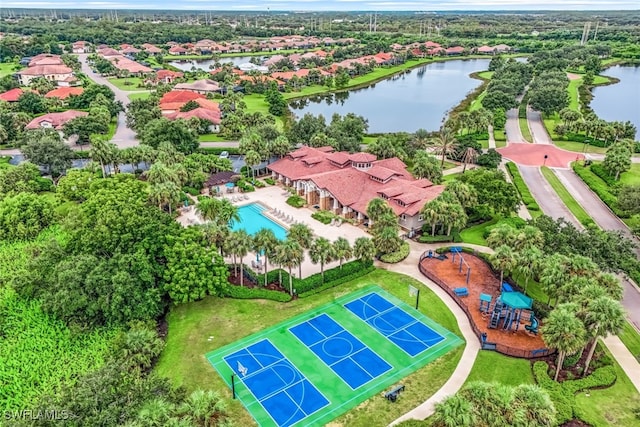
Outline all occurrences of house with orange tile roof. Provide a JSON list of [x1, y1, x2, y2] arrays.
[[25, 110, 88, 131], [476, 45, 495, 55], [44, 87, 84, 100], [146, 69, 184, 85], [72, 41, 90, 54], [158, 90, 221, 114], [0, 88, 25, 102], [268, 147, 445, 232], [109, 57, 153, 75]]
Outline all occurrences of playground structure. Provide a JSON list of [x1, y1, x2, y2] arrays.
[[483, 286, 538, 334], [419, 248, 549, 358]]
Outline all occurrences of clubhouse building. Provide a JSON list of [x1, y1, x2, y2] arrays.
[[267, 146, 445, 232]]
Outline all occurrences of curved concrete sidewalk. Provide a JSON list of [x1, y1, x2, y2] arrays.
[[383, 242, 484, 425]]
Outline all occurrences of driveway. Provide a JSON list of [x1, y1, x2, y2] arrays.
[[78, 54, 139, 148]]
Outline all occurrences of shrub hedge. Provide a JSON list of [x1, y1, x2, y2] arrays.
[[298, 262, 376, 298], [590, 163, 619, 188], [311, 210, 333, 224], [572, 163, 625, 217], [197, 147, 241, 155], [418, 234, 455, 243], [182, 186, 200, 196], [296, 259, 374, 295], [264, 178, 276, 185], [286, 195, 305, 208], [380, 242, 410, 263], [533, 360, 617, 425], [224, 285, 291, 302], [505, 162, 541, 213]]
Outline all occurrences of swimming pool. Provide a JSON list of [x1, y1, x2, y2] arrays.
[[230, 203, 287, 240]]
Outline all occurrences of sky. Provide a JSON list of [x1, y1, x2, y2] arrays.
[[6, 0, 639, 11]]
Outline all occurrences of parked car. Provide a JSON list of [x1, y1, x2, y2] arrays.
[[219, 151, 229, 159]]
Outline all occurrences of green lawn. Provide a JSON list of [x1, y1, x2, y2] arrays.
[[478, 139, 489, 149], [619, 163, 640, 186], [442, 172, 462, 182], [567, 78, 582, 112], [464, 351, 534, 386], [493, 129, 507, 148], [0, 62, 21, 77], [459, 217, 499, 246], [243, 94, 284, 129], [477, 71, 494, 80], [362, 136, 377, 145], [198, 134, 229, 143], [618, 321, 640, 361], [540, 167, 594, 227], [554, 139, 608, 154], [128, 92, 151, 101], [155, 269, 465, 426], [519, 117, 532, 143], [469, 91, 486, 111], [574, 347, 640, 427], [107, 77, 147, 91], [106, 120, 117, 139]]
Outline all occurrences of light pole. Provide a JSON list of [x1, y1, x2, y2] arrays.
[[582, 139, 590, 165], [543, 154, 548, 167]]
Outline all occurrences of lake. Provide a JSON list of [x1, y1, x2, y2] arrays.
[[288, 59, 492, 133], [590, 65, 640, 138], [169, 56, 258, 71]]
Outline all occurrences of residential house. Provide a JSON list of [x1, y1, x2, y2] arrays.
[[0, 88, 25, 102], [168, 46, 188, 56], [44, 87, 84, 100], [25, 110, 88, 131], [445, 46, 465, 56], [165, 107, 221, 133], [174, 79, 221, 95], [159, 90, 206, 114], [121, 46, 141, 55], [29, 54, 63, 67], [109, 57, 153, 75], [149, 69, 184, 85], [476, 45, 495, 55], [267, 146, 445, 232], [494, 44, 511, 53], [97, 47, 122, 59], [16, 64, 74, 86], [72, 41, 90, 54]]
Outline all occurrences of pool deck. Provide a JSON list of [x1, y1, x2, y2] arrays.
[[177, 185, 371, 279]]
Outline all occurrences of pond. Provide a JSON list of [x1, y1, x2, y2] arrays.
[[288, 58, 492, 134], [590, 65, 640, 138], [169, 56, 260, 71]]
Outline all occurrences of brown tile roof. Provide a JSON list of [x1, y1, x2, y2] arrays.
[[166, 107, 221, 124], [349, 153, 376, 163], [160, 90, 206, 104], [18, 64, 72, 76], [174, 79, 220, 93], [367, 165, 401, 181], [327, 151, 351, 165], [25, 110, 88, 130], [315, 146, 335, 153]]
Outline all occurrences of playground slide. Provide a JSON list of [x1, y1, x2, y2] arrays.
[[525, 316, 539, 334]]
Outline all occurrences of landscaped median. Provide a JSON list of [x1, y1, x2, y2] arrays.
[[504, 162, 541, 217], [540, 166, 595, 228]]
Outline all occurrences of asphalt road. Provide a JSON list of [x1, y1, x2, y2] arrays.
[[526, 108, 552, 144], [504, 108, 524, 143], [78, 54, 139, 148]]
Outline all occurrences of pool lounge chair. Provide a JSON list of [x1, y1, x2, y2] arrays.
[[336, 219, 343, 227], [243, 194, 249, 200]]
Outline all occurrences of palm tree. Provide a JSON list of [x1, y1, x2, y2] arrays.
[[90, 135, 117, 177], [228, 230, 251, 286], [277, 238, 304, 296], [514, 225, 544, 250], [421, 199, 443, 236], [539, 254, 570, 306], [460, 147, 478, 172], [199, 222, 229, 256], [596, 272, 623, 301], [511, 384, 557, 427], [412, 128, 430, 150], [244, 149, 262, 182], [366, 197, 392, 226], [542, 304, 587, 381], [146, 162, 179, 186], [431, 127, 458, 169], [486, 223, 518, 249], [373, 221, 402, 255], [309, 237, 335, 282], [253, 228, 278, 287], [287, 223, 313, 279], [581, 296, 625, 376], [443, 202, 467, 236], [445, 180, 477, 210], [332, 237, 352, 269], [516, 246, 543, 295], [432, 394, 475, 427], [353, 237, 376, 263], [149, 182, 181, 215], [490, 244, 516, 284], [196, 198, 219, 222]]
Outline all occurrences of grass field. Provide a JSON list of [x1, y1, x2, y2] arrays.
[[155, 269, 464, 426], [554, 140, 608, 154], [442, 172, 462, 182], [459, 217, 499, 246], [107, 77, 146, 91], [128, 92, 151, 101], [106, 120, 117, 139], [469, 91, 486, 111], [618, 321, 640, 361], [0, 62, 21, 77], [198, 134, 229, 143], [493, 130, 507, 148], [464, 351, 534, 386], [244, 94, 284, 129], [540, 167, 593, 227], [574, 346, 640, 427], [206, 286, 462, 427], [567, 78, 582, 111], [619, 163, 640, 186]]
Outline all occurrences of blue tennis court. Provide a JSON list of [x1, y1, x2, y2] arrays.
[[223, 339, 329, 427], [344, 292, 445, 356], [289, 313, 392, 389]]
